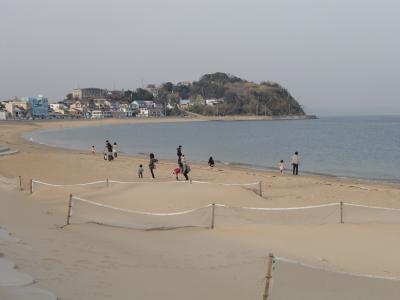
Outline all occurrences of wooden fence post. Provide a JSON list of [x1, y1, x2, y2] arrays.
[[67, 194, 73, 225], [30, 179, 33, 194], [211, 203, 216, 229], [340, 201, 344, 224], [263, 253, 274, 300], [19, 176, 22, 191], [259, 181, 263, 197]]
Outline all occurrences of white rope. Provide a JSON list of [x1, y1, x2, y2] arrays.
[[109, 180, 180, 184], [191, 180, 259, 186], [32, 179, 400, 213], [223, 182, 260, 186], [274, 256, 400, 281], [72, 199, 398, 214], [344, 202, 400, 212], [110, 179, 259, 186], [109, 180, 151, 184], [32, 180, 106, 187], [215, 203, 339, 211], [33, 179, 259, 187], [72, 196, 212, 216]]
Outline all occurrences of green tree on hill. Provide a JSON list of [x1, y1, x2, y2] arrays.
[[183, 73, 304, 116]]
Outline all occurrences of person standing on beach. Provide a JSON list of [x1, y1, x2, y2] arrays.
[[103, 147, 108, 160], [208, 156, 215, 168], [91, 145, 95, 155], [113, 142, 118, 158], [182, 160, 191, 181], [279, 160, 285, 174], [149, 153, 158, 179], [177, 145, 183, 167], [291, 152, 300, 175], [138, 164, 144, 178], [106, 140, 113, 161]]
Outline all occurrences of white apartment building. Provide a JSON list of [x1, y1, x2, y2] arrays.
[[72, 88, 107, 100], [49, 103, 66, 115]]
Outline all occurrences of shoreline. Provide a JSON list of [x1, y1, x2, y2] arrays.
[[24, 136, 400, 188], [18, 117, 400, 187]]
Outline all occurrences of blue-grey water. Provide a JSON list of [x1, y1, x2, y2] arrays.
[[26, 116, 400, 182]]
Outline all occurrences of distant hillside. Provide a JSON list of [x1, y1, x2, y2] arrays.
[[156, 72, 305, 116], [65, 72, 306, 117]]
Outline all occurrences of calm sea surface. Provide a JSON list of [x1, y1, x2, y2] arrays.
[[26, 116, 400, 182]]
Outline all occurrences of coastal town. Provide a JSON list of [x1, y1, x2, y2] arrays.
[[0, 85, 224, 120], [0, 72, 311, 121]]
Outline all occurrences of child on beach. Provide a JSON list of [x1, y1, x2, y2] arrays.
[[172, 167, 181, 180], [91, 145, 95, 155], [138, 164, 144, 178], [103, 147, 108, 160], [113, 142, 118, 158], [279, 160, 285, 174]]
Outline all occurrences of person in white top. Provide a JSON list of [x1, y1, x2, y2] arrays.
[[291, 151, 300, 175], [278, 160, 285, 174]]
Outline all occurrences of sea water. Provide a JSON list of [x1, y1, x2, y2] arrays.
[[26, 115, 400, 182]]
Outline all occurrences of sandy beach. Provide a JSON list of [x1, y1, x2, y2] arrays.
[[1, 118, 400, 299]]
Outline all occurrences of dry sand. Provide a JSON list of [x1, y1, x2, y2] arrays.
[[0, 118, 400, 299]]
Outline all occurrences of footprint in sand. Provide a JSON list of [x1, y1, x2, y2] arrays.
[[0, 286, 57, 300], [0, 229, 20, 243], [0, 229, 58, 299], [0, 258, 33, 287]]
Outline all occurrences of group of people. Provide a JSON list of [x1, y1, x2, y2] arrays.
[[137, 145, 192, 180], [101, 141, 118, 161], [137, 153, 158, 179], [95, 140, 300, 177], [278, 151, 300, 175], [173, 145, 191, 181], [95, 140, 194, 180]]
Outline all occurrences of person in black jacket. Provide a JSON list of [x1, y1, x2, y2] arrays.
[[208, 156, 215, 168], [177, 145, 183, 167], [106, 140, 113, 161]]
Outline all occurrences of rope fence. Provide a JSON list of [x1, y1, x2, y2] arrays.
[[263, 253, 400, 300], [29, 178, 263, 196], [13, 177, 400, 227], [273, 255, 400, 281], [68, 195, 213, 230], [65, 195, 400, 230], [5, 175, 400, 299]]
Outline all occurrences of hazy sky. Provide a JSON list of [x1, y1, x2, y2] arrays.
[[1, 0, 399, 115]]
